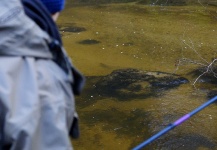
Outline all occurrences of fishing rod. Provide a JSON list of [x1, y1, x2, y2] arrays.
[[133, 95, 217, 150]]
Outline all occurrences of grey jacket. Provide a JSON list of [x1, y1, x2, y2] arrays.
[[0, 0, 53, 58], [0, 0, 82, 149]]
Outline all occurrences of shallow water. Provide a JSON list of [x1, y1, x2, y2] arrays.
[[58, 1, 217, 150]]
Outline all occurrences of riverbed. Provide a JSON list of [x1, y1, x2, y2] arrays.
[[58, 2, 217, 149]]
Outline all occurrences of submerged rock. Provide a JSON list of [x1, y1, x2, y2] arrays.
[[95, 69, 188, 100], [78, 68, 189, 105], [188, 67, 217, 84], [60, 26, 86, 33], [78, 39, 101, 45]]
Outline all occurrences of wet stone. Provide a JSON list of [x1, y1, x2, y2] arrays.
[[78, 39, 101, 45]]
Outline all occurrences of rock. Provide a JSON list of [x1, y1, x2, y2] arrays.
[[95, 69, 188, 100], [79, 68, 189, 104]]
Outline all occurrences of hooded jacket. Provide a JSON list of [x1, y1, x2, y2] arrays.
[[0, 0, 84, 149]]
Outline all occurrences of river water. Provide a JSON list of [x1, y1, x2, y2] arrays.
[[58, 1, 217, 150]]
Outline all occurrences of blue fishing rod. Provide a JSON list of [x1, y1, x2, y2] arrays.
[[133, 95, 217, 150]]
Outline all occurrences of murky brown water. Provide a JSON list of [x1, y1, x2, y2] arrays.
[[58, 1, 217, 150]]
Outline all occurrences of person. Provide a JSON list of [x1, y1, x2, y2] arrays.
[[0, 0, 85, 149]]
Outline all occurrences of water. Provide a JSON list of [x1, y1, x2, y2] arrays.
[[57, 1, 217, 149]]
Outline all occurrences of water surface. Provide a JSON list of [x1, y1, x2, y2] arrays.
[[58, 1, 217, 149]]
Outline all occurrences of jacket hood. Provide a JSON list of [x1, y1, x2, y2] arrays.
[[0, 0, 53, 59]]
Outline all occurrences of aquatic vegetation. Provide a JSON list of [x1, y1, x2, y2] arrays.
[[76, 68, 188, 108]]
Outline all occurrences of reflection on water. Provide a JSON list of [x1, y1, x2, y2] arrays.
[[58, 1, 217, 149]]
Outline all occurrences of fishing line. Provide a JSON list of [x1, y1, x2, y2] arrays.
[[133, 95, 217, 150]]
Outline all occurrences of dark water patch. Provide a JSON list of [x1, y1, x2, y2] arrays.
[[207, 90, 217, 101], [93, 69, 188, 100], [150, 77, 189, 88], [189, 68, 217, 103], [188, 67, 217, 84], [157, 134, 216, 150], [60, 26, 87, 33], [78, 39, 101, 45], [208, 1, 217, 7], [76, 69, 188, 108]]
